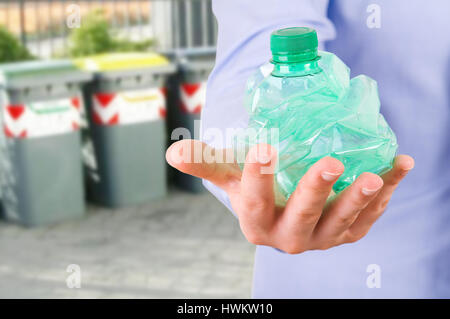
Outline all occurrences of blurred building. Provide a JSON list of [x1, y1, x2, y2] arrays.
[[0, 0, 217, 58]]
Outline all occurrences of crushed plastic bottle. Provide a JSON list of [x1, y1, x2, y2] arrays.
[[234, 27, 397, 203]]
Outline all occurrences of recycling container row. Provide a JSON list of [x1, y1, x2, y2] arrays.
[[0, 52, 214, 226]]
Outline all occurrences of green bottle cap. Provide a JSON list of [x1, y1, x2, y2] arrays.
[[270, 27, 319, 63]]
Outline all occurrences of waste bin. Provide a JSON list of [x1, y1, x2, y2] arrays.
[[168, 57, 215, 193], [0, 60, 91, 226], [0, 122, 4, 219], [75, 53, 176, 208]]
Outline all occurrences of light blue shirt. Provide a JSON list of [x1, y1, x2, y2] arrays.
[[202, 0, 450, 298]]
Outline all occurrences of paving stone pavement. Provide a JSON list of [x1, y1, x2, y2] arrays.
[[0, 190, 255, 298]]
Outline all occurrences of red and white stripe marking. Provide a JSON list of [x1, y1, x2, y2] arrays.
[[92, 87, 166, 126], [2, 96, 82, 139], [179, 82, 207, 114]]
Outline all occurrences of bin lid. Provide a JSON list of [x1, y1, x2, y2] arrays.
[[74, 52, 176, 78], [0, 60, 92, 89]]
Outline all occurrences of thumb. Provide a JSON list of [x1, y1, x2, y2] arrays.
[[166, 139, 241, 189]]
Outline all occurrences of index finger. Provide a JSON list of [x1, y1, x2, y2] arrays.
[[283, 156, 345, 238]]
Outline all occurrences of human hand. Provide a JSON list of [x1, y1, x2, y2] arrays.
[[166, 140, 414, 254]]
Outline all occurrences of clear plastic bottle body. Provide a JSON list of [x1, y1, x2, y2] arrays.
[[235, 51, 397, 202]]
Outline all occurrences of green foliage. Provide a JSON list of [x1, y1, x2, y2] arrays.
[[0, 26, 34, 63], [68, 9, 115, 57], [68, 10, 155, 57]]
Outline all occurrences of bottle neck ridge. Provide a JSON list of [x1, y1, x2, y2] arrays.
[[271, 56, 321, 77]]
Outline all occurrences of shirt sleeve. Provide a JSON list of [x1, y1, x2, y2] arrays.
[[201, 0, 336, 214]]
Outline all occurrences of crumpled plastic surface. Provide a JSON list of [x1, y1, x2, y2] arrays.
[[234, 51, 397, 203]]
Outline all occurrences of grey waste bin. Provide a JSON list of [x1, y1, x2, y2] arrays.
[[0, 60, 91, 226], [0, 127, 4, 219], [168, 57, 215, 193], [75, 53, 176, 208]]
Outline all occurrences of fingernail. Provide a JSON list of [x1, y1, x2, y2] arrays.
[[321, 171, 341, 182], [362, 186, 381, 196], [257, 153, 272, 165], [403, 164, 414, 172]]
